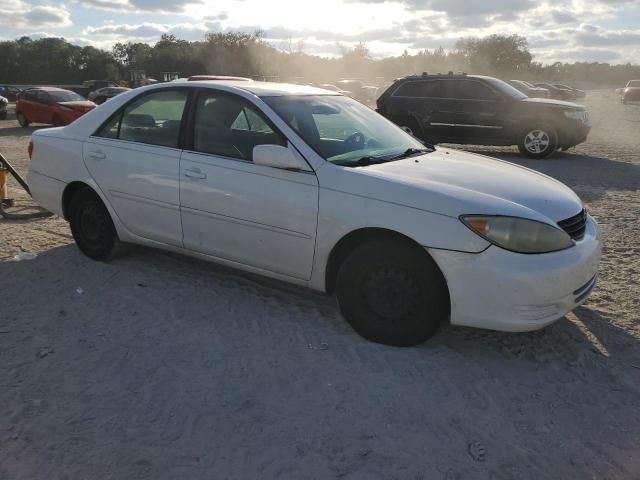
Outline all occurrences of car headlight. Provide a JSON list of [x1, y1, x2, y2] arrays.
[[460, 215, 574, 254]]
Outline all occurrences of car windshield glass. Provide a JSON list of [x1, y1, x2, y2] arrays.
[[49, 91, 85, 102], [263, 95, 428, 166], [482, 78, 527, 100]]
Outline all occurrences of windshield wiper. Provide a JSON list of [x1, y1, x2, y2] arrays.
[[386, 147, 435, 162], [350, 156, 388, 166], [339, 147, 435, 168]]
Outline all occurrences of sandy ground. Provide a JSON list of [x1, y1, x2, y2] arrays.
[[1, 91, 639, 479]]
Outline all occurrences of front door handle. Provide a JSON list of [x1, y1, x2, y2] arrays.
[[88, 150, 106, 160], [183, 168, 207, 180]]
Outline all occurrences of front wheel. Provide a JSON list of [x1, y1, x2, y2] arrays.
[[16, 112, 30, 127], [517, 125, 558, 159], [336, 238, 449, 346], [68, 188, 120, 261]]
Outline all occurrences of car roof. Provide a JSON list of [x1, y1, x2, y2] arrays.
[[396, 73, 496, 82], [168, 80, 338, 97], [25, 87, 71, 92]]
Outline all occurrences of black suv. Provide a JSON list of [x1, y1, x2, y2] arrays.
[[376, 74, 591, 158]]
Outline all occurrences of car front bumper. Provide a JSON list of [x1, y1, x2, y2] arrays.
[[429, 214, 601, 332], [562, 121, 591, 148]]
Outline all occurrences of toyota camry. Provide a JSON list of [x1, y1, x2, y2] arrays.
[[27, 81, 601, 346]]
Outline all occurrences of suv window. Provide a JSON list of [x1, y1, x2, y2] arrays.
[[445, 80, 502, 101], [394, 80, 443, 98], [193, 92, 285, 161], [95, 89, 188, 148]]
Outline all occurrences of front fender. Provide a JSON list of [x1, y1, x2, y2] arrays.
[[307, 186, 489, 292]]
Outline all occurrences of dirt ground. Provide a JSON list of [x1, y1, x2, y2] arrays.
[[1, 91, 639, 479]]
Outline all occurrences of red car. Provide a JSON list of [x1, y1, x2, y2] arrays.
[[16, 87, 96, 127]]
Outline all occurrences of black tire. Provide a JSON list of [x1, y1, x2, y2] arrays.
[[68, 188, 120, 261], [0, 111, 6, 120], [517, 124, 558, 159], [336, 238, 449, 347], [17, 112, 30, 127]]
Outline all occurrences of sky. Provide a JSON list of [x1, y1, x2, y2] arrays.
[[1, 0, 640, 64]]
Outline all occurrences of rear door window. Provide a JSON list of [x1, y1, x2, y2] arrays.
[[94, 89, 188, 148], [36, 91, 51, 104], [446, 80, 501, 101], [394, 81, 443, 98]]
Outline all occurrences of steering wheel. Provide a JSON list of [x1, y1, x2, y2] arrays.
[[344, 131, 366, 149]]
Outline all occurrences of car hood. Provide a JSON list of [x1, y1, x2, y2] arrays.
[[520, 97, 584, 109], [334, 148, 583, 224]]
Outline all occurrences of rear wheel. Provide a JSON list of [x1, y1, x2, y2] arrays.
[[17, 112, 30, 127], [336, 238, 449, 346], [68, 188, 120, 261], [517, 124, 558, 159]]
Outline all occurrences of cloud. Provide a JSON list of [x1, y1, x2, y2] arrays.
[[77, 0, 202, 12], [0, 1, 72, 28], [23, 6, 73, 27], [85, 22, 168, 36]]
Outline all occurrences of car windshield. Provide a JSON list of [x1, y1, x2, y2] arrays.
[[49, 91, 85, 102], [482, 77, 527, 100], [628, 80, 640, 87], [263, 95, 429, 166]]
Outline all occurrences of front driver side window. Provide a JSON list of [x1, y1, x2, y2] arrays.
[[193, 92, 285, 161]]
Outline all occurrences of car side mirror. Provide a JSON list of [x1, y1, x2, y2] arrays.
[[253, 144, 306, 171]]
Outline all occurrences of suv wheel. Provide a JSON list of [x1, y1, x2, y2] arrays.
[[517, 125, 558, 159], [17, 112, 30, 127], [336, 238, 449, 347]]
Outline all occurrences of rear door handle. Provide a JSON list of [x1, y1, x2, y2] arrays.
[[183, 168, 206, 180], [88, 150, 106, 160]]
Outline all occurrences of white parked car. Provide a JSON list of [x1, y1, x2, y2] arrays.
[[27, 81, 601, 346]]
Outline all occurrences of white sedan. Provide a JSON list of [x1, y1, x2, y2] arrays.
[[27, 81, 601, 346]]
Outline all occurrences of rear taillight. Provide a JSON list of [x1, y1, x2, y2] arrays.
[[28, 140, 34, 160]]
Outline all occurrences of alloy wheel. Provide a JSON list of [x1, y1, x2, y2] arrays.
[[524, 129, 551, 154]]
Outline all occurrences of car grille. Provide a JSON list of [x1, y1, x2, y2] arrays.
[[578, 111, 590, 124], [558, 209, 587, 241]]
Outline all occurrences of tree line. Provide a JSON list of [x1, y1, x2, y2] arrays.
[[1, 32, 639, 88]]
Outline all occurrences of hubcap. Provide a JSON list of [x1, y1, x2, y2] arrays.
[[361, 266, 421, 321], [524, 129, 551, 154]]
